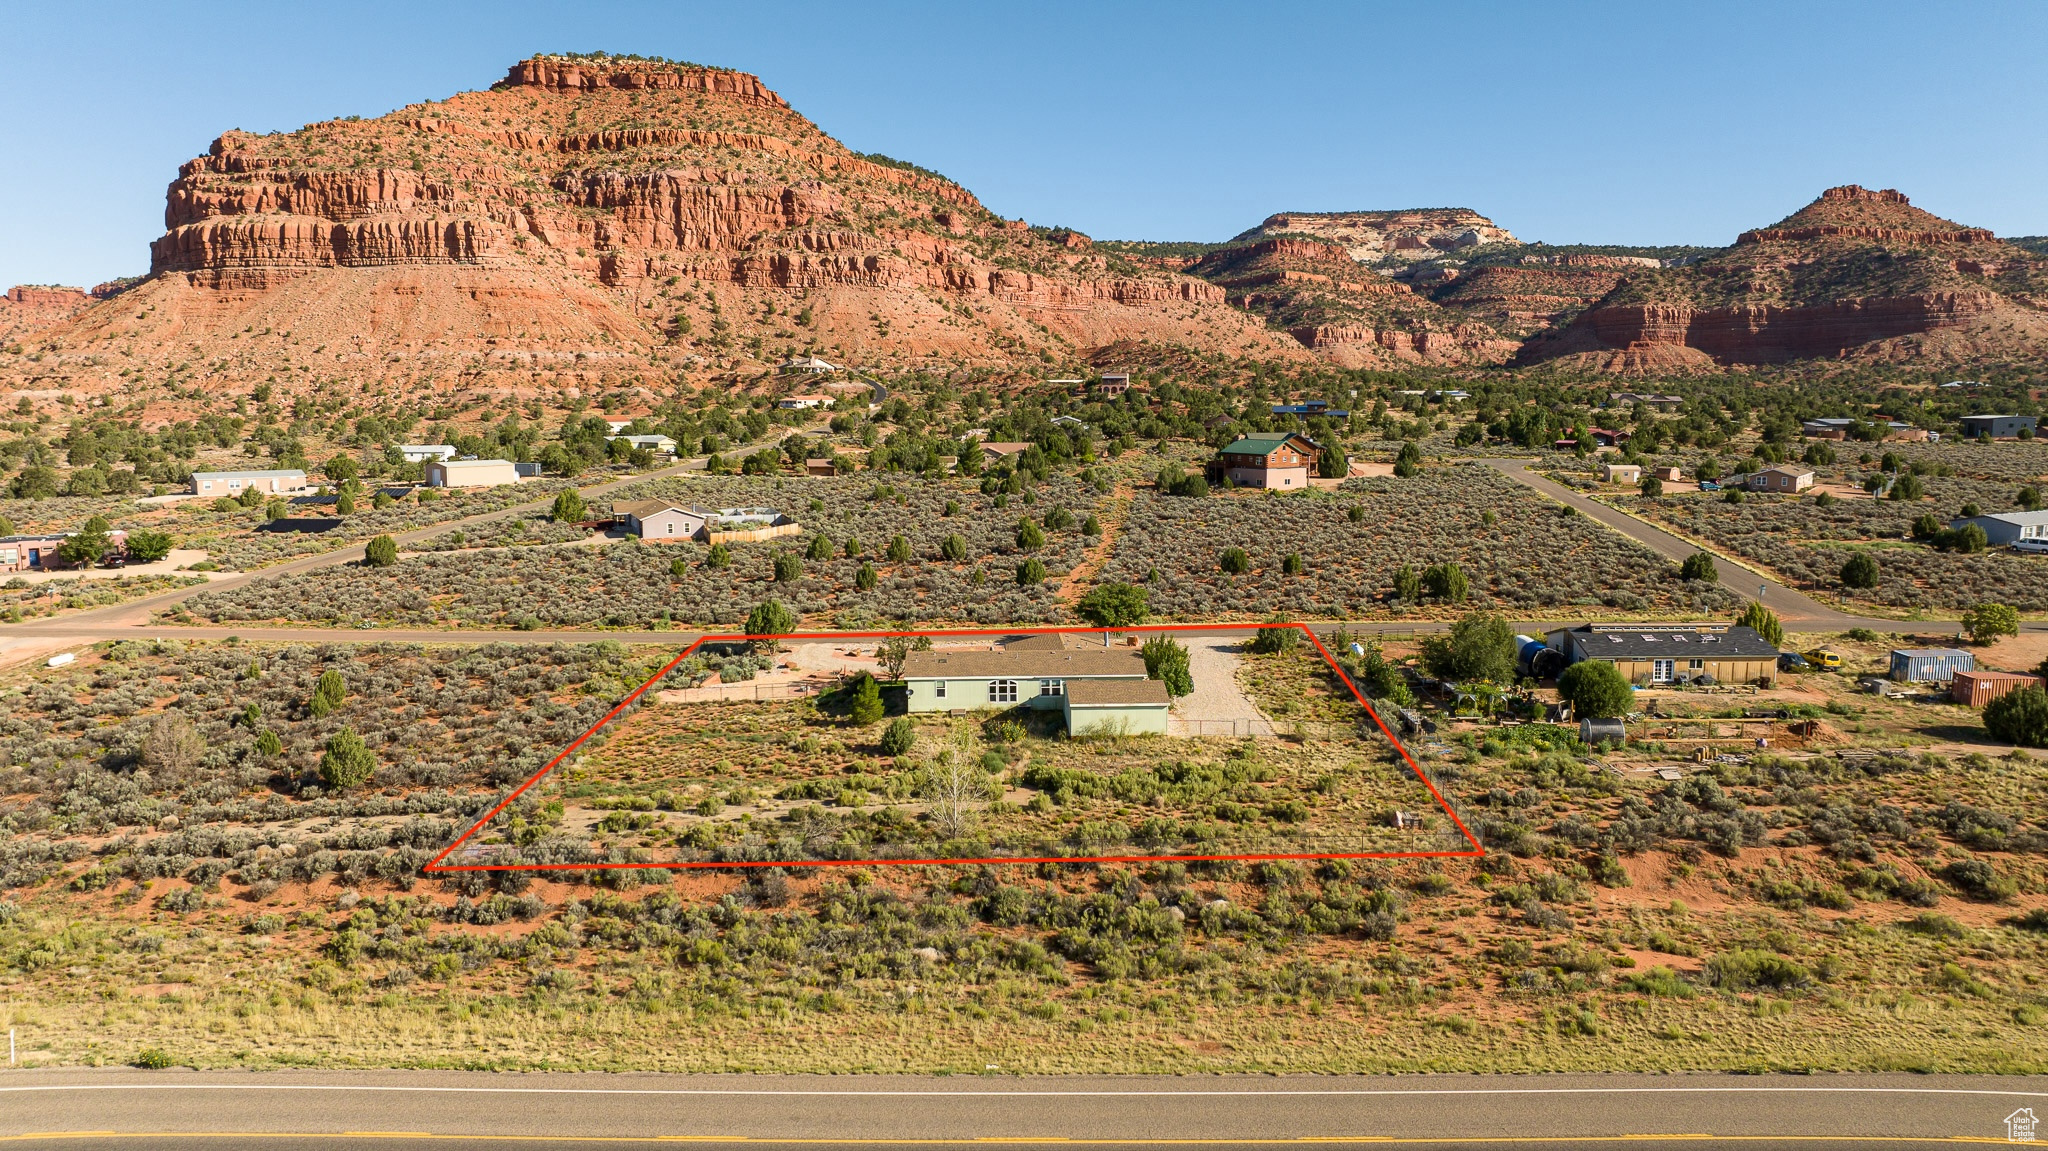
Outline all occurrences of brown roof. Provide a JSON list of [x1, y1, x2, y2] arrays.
[[1064, 678, 1171, 707], [900, 649, 1145, 679], [979, 442, 1031, 455], [1001, 633, 1070, 651]]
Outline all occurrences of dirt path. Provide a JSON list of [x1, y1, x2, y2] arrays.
[[1055, 485, 1131, 605], [1168, 636, 1276, 738]]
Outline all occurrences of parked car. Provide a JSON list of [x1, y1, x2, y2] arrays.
[[1777, 652, 1810, 672], [1697, 480, 1721, 491], [101, 553, 127, 568], [1803, 648, 1844, 671]]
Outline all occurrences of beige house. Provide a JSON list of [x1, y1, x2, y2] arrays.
[[1599, 463, 1642, 484], [1550, 623, 1779, 687], [1748, 466, 1815, 494], [1653, 466, 1683, 482], [616, 501, 710, 540], [979, 442, 1032, 464], [425, 459, 520, 488], [1207, 432, 1319, 490], [191, 469, 308, 496]]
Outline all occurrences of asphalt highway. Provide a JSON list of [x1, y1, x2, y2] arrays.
[[0, 1070, 2043, 1148]]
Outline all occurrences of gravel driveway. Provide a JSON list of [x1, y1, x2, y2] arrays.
[[1169, 637, 1276, 738]]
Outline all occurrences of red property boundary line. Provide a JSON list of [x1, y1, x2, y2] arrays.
[[423, 623, 1483, 873]]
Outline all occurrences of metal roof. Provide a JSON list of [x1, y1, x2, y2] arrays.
[[1064, 678, 1171, 706], [1558, 624, 1778, 661], [900, 649, 1147, 680], [1219, 433, 1313, 458]]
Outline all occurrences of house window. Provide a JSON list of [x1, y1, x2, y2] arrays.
[[988, 679, 1018, 704], [1039, 679, 1064, 697], [1689, 659, 1704, 671], [1652, 659, 1675, 683], [934, 681, 946, 699]]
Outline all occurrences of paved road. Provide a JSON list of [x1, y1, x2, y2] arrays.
[[0, 1070, 2042, 1148]]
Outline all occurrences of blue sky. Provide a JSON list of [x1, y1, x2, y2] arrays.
[[3, 0, 2044, 287]]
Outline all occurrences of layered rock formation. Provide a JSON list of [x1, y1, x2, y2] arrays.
[[0, 286, 95, 346], [6, 54, 1295, 398], [1523, 186, 2048, 371], [1233, 209, 1517, 265]]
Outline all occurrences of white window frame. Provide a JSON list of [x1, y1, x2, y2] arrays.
[[1652, 659, 1675, 683], [1039, 679, 1064, 697], [934, 680, 946, 699], [988, 679, 1018, 704]]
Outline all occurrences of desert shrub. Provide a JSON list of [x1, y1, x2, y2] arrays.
[[1983, 685, 2048, 748], [318, 728, 377, 791], [1558, 661, 1633, 719], [1139, 636, 1193, 697], [1702, 949, 1809, 991]]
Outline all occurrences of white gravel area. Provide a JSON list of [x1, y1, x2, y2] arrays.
[[1169, 636, 1276, 738]]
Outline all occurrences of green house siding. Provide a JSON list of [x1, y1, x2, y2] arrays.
[[904, 674, 1146, 714], [1063, 701, 1171, 736]]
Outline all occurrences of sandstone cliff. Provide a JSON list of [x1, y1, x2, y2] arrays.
[[1233, 208, 1517, 265], [5, 54, 1297, 399], [1521, 186, 2048, 372]]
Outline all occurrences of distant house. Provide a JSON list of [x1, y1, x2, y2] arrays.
[[1652, 466, 1682, 482], [777, 356, 840, 375], [899, 647, 1167, 735], [1, 534, 68, 572], [979, 441, 1032, 464], [1801, 417, 1931, 442], [1094, 374, 1132, 397], [397, 444, 455, 463], [1051, 415, 1087, 430], [1552, 438, 1580, 451], [1889, 648, 1974, 684], [1548, 624, 1779, 687], [1748, 466, 1815, 494], [1959, 414, 2038, 439], [777, 393, 833, 410], [615, 501, 711, 541], [1589, 427, 1629, 448], [1950, 509, 2048, 547], [1610, 392, 1683, 411], [424, 459, 519, 488], [804, 458, 838, 477], [1208, 432, 1319, 490], [1599, 463, 1642, 484], [1271, 400, 1350, 418], [191, 469, 308, 497], [604, 419, 637, 435], [608, 434, 678, 456]]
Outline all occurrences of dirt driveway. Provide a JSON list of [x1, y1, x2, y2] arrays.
[[1169, 637, 1276, 738]]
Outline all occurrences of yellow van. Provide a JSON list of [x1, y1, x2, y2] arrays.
[[1803, 648, 1844, 671]]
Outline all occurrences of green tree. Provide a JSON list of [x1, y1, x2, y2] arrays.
[[1422, 562, 1469, 603], [1840, 552, 1880, 589], [1420, 612, 1518, 683], [1393, 564, 1422, 603], [1639, 475, 1663, 499], [806, 533, 833, 561], [886, 534, 912, 562], [1679, 552, 1718, 582], [1140, 635, 1194, 697], [124, 529, 175, 563], [309, 669, 347, 718], [1889, 473, 1925, 501], [745, 598, 796, 643], [551, 489, 587, 524], [323, 455, 358, 483], [1558, 660, 1635, 718], [1317, 439, 1348, 479], [1015, 519, 1045, 550], [706, 542, 732, 568], [1015, 558, 1047, 586], [317, 727, 376, 791], [1282, 553, 1304, 576], [669, 557, 689, 579], [56, 515, 112, 566], [1961, 602, 2020, 646], [1219, 547, 1251, 574], [1081, 513, 1102, 537], [255, 729, 283, 757], [855, 562, 878, 590], [877, 634, 933, 679], [1076, 581, 1149, 628], [2018, 486, 2043, 510], [1983, 685, 2048, 748], [848, 674, 884, 725], [940, 533, 969, 562], [771, 552, 803, 582], [1248, 617, 1301, 655], [335, 491, 357, 515], [364, 534, 398, 567], [1736, 601, 1784, 648], [878, 718, 917, 756]]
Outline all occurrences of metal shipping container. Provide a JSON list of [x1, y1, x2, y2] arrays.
[[1888, 648, 1975, 683], [1950, 669, 2044, 708]]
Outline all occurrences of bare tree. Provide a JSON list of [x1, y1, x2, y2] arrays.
[[877, 634, 933, 680], [923, 728, 993, 839], [143, 712, 204, 778]]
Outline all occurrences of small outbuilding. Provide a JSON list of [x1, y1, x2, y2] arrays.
[[424, 459, 519, 488], [1599, 463, 1642, 484], [1959, 414, 2037, 439], [1950, 669, 2045, 708], [1888, 648, 1975, 684]]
